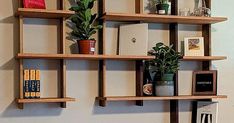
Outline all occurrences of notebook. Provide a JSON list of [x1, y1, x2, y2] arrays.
[[119, 23, 148, 56]]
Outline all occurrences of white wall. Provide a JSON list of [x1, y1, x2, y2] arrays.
[[0, 0, 233, 123]]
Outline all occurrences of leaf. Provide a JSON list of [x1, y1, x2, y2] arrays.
[[69, 6, 81, 12], [85, 9, 92, 21]]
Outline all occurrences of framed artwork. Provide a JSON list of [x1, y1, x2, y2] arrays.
[[192, 71, 217, 95], [23, 0, 46, 9], [197, 101, 218, 123], [184, 37, 204, 56]]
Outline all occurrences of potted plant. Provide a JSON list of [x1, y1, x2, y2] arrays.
[[156, 0, 170, 15], [69, 0, 102, 54], [149, 43, 181, 96]]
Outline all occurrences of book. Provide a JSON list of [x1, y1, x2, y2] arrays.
[[30, 70, 36, 99], [197, 101, 218, 123], [23, 0, 46, 9], [119, 23, 148, 56], [23, 70, 30, 99], [35, 70, 40, 98]]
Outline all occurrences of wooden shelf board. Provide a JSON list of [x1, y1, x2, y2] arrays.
[[182, 56, 227, 61], [16, 8, 74, 18], [17, 97, 76, 103], [102, 12, 227, 24], [16, 53, 154, 60], [96, 95, 227, 101], [17, 53, 227, 61]]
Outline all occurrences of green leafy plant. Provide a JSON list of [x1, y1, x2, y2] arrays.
[[149, 42, 181, 78], [69, 0, 102, 41], [157, 0, 168, 4]]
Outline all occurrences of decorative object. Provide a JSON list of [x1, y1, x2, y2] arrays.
[[156, 0, 170, 15], [23, 0, 46, 9], [149, 43, 181, 96], [184, 37, 204, 56], [179, 8, 191, 16], [197, 101, 218, 123], [192, 71, 217, 95], [119, 23, 148, 55], [69, 0, 102, 54], [192, 0, 211, 17], [143, 61, 153, 96]]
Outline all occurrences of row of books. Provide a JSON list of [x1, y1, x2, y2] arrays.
[[24, 69, 40, 99]]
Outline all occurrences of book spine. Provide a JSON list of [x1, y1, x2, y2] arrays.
[[30, 70, 36, 99], [35, 70, 40, 98], [24, 70, 30, 99]]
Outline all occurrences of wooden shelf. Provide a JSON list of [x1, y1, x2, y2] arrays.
[[102, 12, 227, 24], [17, 97, 75, 103], [182, 56, 227, 61], [16, 53, 154, 60], [16, 8, 74, 19], [96, 95, 227, 101], [17, 53, 227, 61]]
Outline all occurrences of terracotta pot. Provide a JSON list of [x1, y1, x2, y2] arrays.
[[78, 40, 96, 54]]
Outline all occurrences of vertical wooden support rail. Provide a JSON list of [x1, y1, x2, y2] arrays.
[[60, 0, 67, 108], [192, 0, 212, 122], [135, 0, 144, 106], [169, 0, 179, 123], [18, 0, 24, 109], [98, 0, 107, 107], [202, 0, 211, 71]]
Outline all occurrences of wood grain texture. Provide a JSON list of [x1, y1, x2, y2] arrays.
[[17, 97, 75, 103], [19, 16, 24, 109], [17, 53, 227, 61], [60, 9, 67, 107], [135, 0, 141, 14], [170, 1, 179, 122], [182, 56, 227, 61], [102, 12, 227, 24], [16, 8, 74, 19], [16, 53, 155, 60], [96, 95, 227, 101], [135, 60, 144, 106]]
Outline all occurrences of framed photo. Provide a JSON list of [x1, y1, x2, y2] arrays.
[[23, 0, 46, 9], [197, 101, 218, 123], [184, 37, 204, 56], [192, 71, 217, 95]]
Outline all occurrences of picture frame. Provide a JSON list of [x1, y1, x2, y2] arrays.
[[184, 37, 204, 56], [192, 70, 217, 95], [23, 0, 46, 9]]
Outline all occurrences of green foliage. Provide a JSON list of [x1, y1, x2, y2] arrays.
[[149, 42, 181, 78], [69, 0, 102, 41], [156, 0, 169, 4]]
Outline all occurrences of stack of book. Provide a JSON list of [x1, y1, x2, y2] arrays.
[[23, 69, 40, 99]]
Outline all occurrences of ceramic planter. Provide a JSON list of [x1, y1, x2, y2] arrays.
[[156, 4, 169, 15], [154, 73, 174, 96]]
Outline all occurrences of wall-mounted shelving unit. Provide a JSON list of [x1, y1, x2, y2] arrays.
[[15, 1, 227, 122], [16, 0, 75, 109], [96, 0, 228, 123]]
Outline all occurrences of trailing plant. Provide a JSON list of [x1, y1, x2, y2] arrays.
[[148, 42, 182, 78], [69, 0, 102, 41]]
